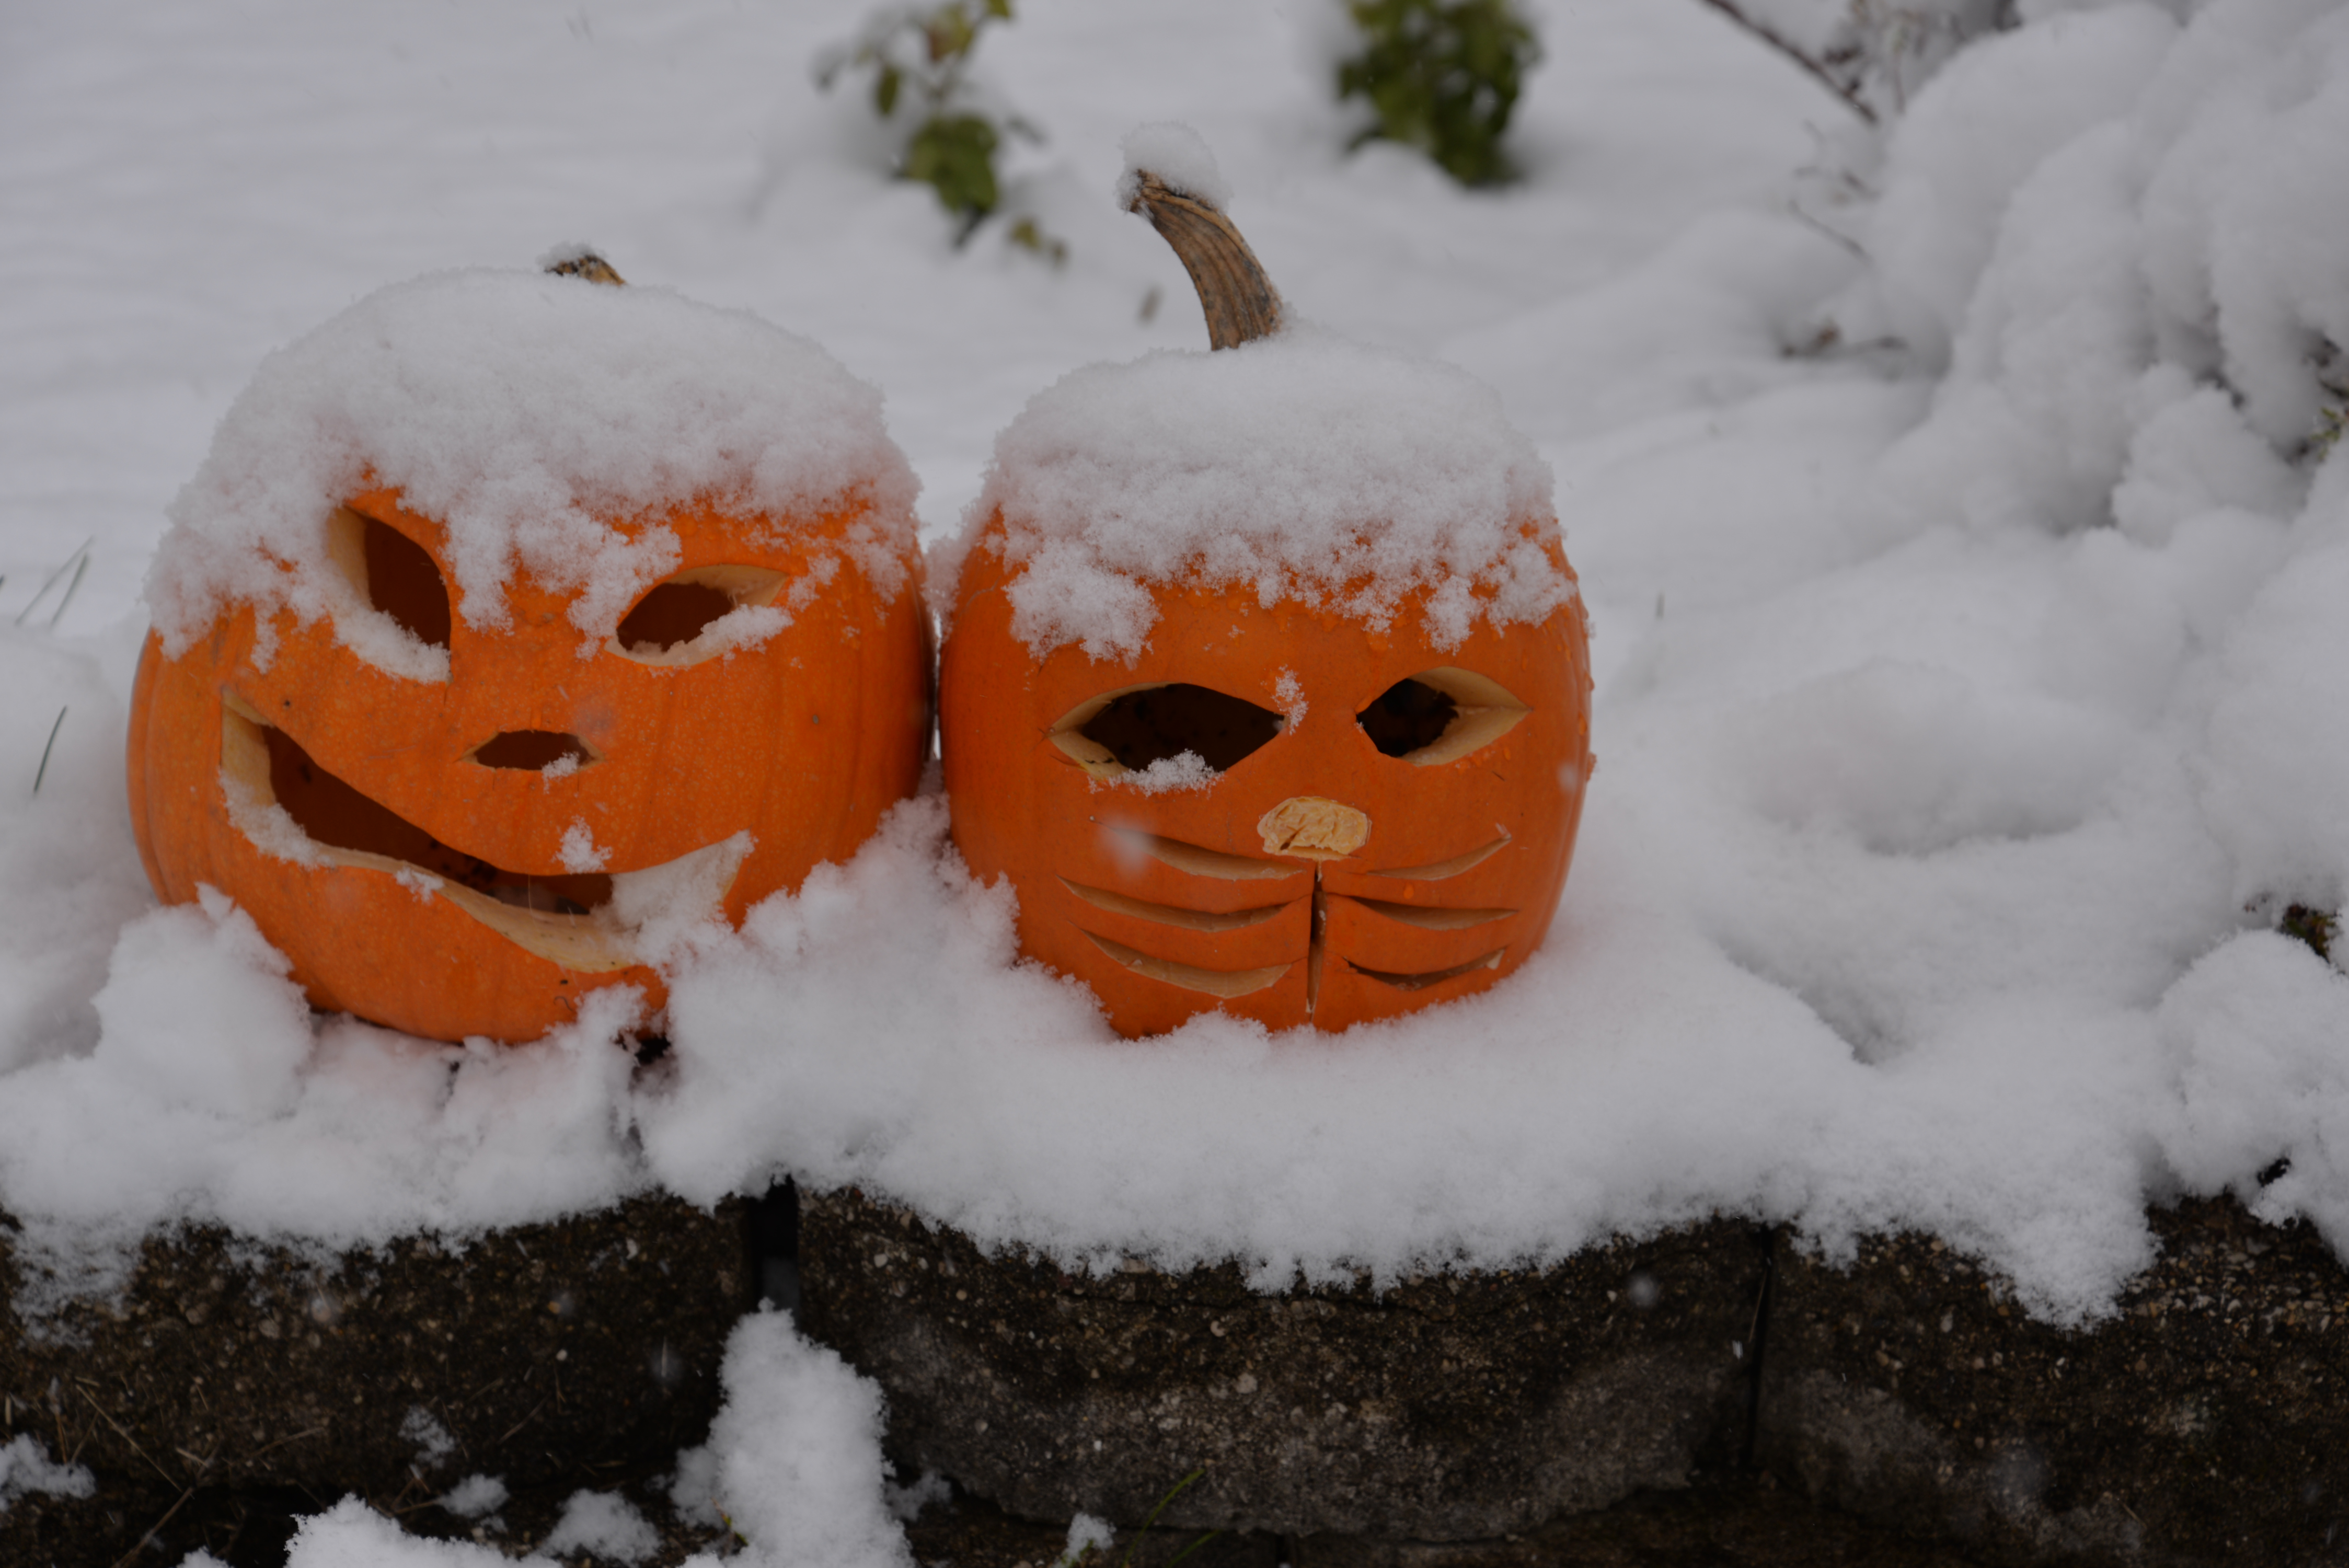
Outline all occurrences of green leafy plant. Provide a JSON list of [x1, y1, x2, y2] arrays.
[[820, 0, 1060, 253], [1337, 0, 1540, 187]]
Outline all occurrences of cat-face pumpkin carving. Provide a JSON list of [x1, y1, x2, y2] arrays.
[[943, 534, 1588, 1037], [937, 153, 1591, 1037]]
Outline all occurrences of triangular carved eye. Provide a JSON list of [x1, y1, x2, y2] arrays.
[[611, 566, 788, 665], [1050, 684, 1283, 778], [1358, 668, 1528, 765], [328, 506, 451, 649]]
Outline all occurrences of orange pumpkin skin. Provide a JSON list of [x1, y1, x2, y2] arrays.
[[940, 520, 1593, 1037], [128, 487, 931, 1044]]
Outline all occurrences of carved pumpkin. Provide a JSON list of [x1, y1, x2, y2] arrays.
[[128, 259, 930, 1043], [938, 160, 1592, 1037]]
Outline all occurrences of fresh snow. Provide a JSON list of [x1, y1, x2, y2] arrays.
[[0, 1434, 95, 1517], [149, 269, 919, 667], [950, 325, 1573, 659], [1114, 121, 1233, 213], [5, 0, 2349, 1554]]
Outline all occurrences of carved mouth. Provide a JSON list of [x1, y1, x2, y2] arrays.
[[216, 693, 747, 972], [1074, 824, 1515, 1017]]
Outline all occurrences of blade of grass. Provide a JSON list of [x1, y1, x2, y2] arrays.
[[1116, 1466, 1208, 1567], [45, 553, 89, 630], [15, 539, 91, 627], [1162, 1528, 1223, 1567], [32, 707, 66, 794]]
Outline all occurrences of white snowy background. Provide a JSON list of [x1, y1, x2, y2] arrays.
[[7, 0, 2349, 1561]]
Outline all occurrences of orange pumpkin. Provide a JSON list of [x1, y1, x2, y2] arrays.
[[128, 260, 930, 1043], [938, 172, 1592, 1037]]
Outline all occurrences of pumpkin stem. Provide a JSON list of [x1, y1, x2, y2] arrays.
[[1123, 171, 1282, 350], [545, 250, 626, 286]]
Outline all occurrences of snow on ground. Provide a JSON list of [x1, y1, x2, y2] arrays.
[[8, 0, 2349, 1554]]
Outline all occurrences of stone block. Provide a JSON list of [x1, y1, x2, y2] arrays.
[[0, 1191, 746, 1561], [798, 1185, 1768, 1540], [1756, 1196, 2349, 1565]]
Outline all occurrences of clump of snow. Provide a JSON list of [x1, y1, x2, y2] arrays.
[[534, 240, 606, 271], [881, 1468, 951, 1523], [401, 1406, 458, 1468], [557, 820, 609, 874], [0, 1433, 95, 1516], [670, 1308, 912, 1568], [437, 1473, 508, 1520], [285, 1497, 522, 1565], [0, 624, 153, 1077], [947, 327, 1571, 660], [1114, 121, 1232, 212], [1271, 667, 1308, 725], [605, 831, 757, 969], [1103, 750, 1217, 793], [0, 881, 649, 1263], [539, 1489, 660, 1564], [1061, 1513, 1116, 1563], [149, 267, 918, 669]]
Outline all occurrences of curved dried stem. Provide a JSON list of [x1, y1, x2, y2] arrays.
[[1124, 172, 1283, 350], [545, 251, 627, 286]]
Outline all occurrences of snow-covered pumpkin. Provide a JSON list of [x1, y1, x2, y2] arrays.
[[128, 259, 930, 1043], [937, 139, 1592, 1037]]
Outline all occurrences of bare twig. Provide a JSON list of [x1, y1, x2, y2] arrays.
[[246, 1423, 327, 1461], [1694, 0, 1878, 124], [111, 1484, 197, 1568], [76, 1383, 178, 1490], [497, 1397, 549, 1445]]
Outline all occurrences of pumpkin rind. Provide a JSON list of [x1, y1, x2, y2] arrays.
[[130, 489, 930, 1044], [941, 518, 1590, 1038], [938, 143, 1591, 1037]]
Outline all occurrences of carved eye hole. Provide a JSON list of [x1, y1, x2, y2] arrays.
[[612, 566, 789, 666], [328, 506, 451, 649], [1358, 668, 1528, 766], [1050, 684, 1284, 778]]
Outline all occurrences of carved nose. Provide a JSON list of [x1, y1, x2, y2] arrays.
[[470, 731, 596, 771], [1259, 797, 1370, 860]]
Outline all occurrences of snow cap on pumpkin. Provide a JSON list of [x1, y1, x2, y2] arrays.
[[149, 266, 918, 672], [937, 128, 1572, 664]]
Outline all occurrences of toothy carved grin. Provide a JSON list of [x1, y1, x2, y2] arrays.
[[1076, 825, 1516, 1012], [216, 693, 747, 971]]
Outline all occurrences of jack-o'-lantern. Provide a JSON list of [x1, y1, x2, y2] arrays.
[[128, 257, 931, 1043], [938, 152, 1592, 1037]]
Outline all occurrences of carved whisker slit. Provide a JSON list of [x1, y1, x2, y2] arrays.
[[1081, 931, 1291, 998], [1102, 827, 1306, 881], [1369, 834, 1510, 881], [1339, 897, 1516, 930], [1060, 879, 1293, 931], [1350, 949, 1506, 991]]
